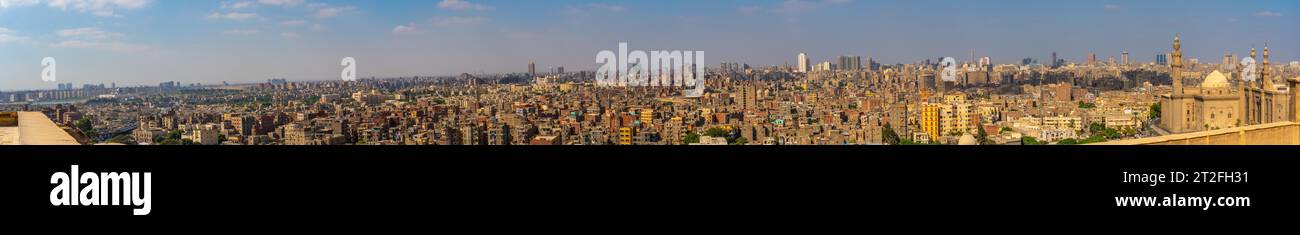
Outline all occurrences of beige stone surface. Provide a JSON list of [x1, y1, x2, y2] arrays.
[[0, 112, 80, 145]]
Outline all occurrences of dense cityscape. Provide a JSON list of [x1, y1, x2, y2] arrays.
[[3, 36, 1299, 146]]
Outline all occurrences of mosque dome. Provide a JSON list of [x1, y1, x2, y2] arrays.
[[958, 134, 979, 145], [1202, 70, 1230, 89]]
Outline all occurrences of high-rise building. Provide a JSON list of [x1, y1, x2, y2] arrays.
[[838, 55, 862, 71], [921, 104, 942, 142], [1221, 53, 1236, 70], [1088, 53, 1096, 66], [1051, 52, 1059, 68], [528, 60, 536, 77], [1156, 53, 1168, 65], [1122, 50, 1130, 65], [797, 53, 810, 73]]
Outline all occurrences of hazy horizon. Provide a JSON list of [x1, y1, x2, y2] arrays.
[[2, 0, 1298, 91]]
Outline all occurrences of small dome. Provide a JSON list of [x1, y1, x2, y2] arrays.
[[1202, 70, 1230, 88], [958, 134, 979, 145]]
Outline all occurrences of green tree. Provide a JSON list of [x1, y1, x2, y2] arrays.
[[1102, 128, 1121, 140], [1088, 122, 1106, 134], [1080, 135, 1106, 144], [1057, 138, 1079, 145], [1021, 136, 1041, 145], [106, 135, 136, 145], [731, 137, 748, 145], [1148, 103, 1162, 120], [683, 132, 701, 144], [74, 117, 93, 133], [977, 127, 997, 145], [999, 126, 1013, 134], [946, 130, 964, 137], [882, 124, 901, 145]]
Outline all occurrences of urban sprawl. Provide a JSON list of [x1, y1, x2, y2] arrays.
[[4, 36, 1299, 146]]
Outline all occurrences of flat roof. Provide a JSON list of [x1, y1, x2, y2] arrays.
[[0, 112, 80, 145]]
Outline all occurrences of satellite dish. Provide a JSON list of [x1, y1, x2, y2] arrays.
[[1241, 57, 1257, 82], [940, 57, 958, 82]]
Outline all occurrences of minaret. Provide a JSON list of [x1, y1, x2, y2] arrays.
[[1246, 47, 1259, 125], [1171, 34, 1183, 95], [1250, 47, 1257, 86], [1261, 44, 1272, 90]]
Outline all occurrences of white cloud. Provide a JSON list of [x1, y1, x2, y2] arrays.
[[56, 27, 123, 39], [47, 27, 152, 53], [2, 0, 151, 17], [430, 16, 488, 26], [0, 27, 30, 44], [49, 40, 155, 53], [257, 0, 301, 7], [280, 19, 307, 26], [1, 0, 41, 8], [222, 29, 259, 36], [563, 3, 626, 15], [206, 12, 259, 20], [222, 1, 254, 9], [438, 0, 490, 11], [280, 32, 299, 39], [771, 0, 817, 14], [742, 0, 851, 16], [307, 3, 354, 19], [392, 23, 419, 34], [310, 23, 328, 32], [1255, 11, 1283, 17]]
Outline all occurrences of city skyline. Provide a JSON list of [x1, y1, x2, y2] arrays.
[[2, 0, 1299, 91]]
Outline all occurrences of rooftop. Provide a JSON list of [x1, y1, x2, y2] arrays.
[[0, 112, 80, 145]]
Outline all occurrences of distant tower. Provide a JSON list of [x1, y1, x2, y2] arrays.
[[528, 60, 536, 78], [1262, 44, 1272, 88], [797, 53, 810, 73], [1122, 50, 1129, 65], [1051, 52, 1058, 68], [1088, 52, 1096, 66], [1250, 47, 1258, 84], [1171, 34, 1183, 95]]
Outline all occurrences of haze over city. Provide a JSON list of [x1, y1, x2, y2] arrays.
[[1, 0, 1297, 91]]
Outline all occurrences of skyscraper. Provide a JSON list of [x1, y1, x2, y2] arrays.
[[1156, 54, 1168, 65], [1088, 53, 1096, 66], [797, 53, 810, 73], [1051, 52, 1059, 68], [528, 60, 536, 77], [1122, 51, 1130, 65], [838, 55, 862, 71]]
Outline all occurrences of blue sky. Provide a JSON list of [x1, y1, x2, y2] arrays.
[[1, 0, 1298, 91]]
